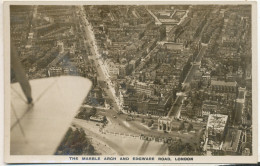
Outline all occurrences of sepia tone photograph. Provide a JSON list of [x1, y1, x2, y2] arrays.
[[4, 1, 258, 164]]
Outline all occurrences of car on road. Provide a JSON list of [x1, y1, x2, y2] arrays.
[[117, 111, 123, 115], [126, 117, 132, 121], [113, 115, 117, 118]]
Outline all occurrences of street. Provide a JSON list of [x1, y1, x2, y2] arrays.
[[77, 6, 124, 114], [167, 45, 207, 119]]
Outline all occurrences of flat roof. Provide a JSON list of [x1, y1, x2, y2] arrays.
[[222, 128, 242, 152], [211, 80, 237, 87], [207, 114, 228, 133], [158, 116, 172, 121]]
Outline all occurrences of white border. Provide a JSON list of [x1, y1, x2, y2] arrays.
[[2, 0, 259, 164]]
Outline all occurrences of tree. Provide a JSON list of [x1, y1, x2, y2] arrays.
[[55, 127, 97, 155], [168, 140, 184, 155], [141, 118, 145, 123], [182, 143, 196, 155], [172, 88, 177, 100], [76, 108, 87, 119], [187, 123, 193, 132], [90, 107, 97, 116], [102, 116, 107, 124], [148, 120, 153, 127], [179, 122, 185, 131], [212, 150, 225, 156]]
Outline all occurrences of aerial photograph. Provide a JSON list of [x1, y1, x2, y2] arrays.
[[10, 5, 252, 157]]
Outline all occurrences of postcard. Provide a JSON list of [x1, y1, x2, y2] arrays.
[[3, 0, 258, 164]]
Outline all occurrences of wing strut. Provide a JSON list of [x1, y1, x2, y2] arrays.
[[11, 41, 33, 104]]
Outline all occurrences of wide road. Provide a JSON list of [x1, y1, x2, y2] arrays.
[[76, 6, 122, 114], [167, 45, 207, 118], [78, 6, 126, 114], [166, 11, 209, 119], [183, 45, 207, 86], [76, 6, 156, 135]]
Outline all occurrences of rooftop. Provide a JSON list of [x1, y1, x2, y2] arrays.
[[207, 114, 228, 133], [158, 116, 172, 121], [222, 128, 242, 153], [211, 80, 237, 87]]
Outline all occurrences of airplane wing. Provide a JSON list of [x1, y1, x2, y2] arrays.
[[10, 76, 92, 155]]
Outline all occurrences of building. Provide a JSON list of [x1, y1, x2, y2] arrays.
[[90, 114, 105, 122], [242, 147, 251, 156], [205, 114, 228, 152], [104, 59, 119, 78], [202, 71, 211, 82], [222, 128, 242, 155], [211, 80, 237, 93], [123, 93, 138, 109], [129, 60, 136, 71], [158, 116, 172, 132], [47, 67, 62, 77], [164, 43, 184, 52], [234, 88, 246, 125], [193, 71, 203, 80], [201, 100, 218, 117], [135, 81, 154, 96], [119, 64, 130, 78], [57, 41, 64, 53], [122, 91, 172, 116]]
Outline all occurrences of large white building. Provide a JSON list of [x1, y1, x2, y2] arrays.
[[158, 117, 172, 132], [205, 114, 228, 152], [104, 59, 119, 78], [134, 81, 154, 96], [57, 41, 64, 53]]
